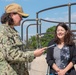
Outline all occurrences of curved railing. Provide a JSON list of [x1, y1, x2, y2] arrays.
[[21, 2, 76, 48]]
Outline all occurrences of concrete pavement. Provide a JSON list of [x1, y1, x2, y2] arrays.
[[29, 54, 48, 75]]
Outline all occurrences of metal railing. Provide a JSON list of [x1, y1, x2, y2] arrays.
[[21, 2, 76, 48]]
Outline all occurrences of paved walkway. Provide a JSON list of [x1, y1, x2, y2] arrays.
[[29, 54, 48, 75]]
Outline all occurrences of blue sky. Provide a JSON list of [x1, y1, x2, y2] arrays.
[[0, 0, 76, 40]]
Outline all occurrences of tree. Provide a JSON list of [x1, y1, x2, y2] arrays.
[[41, 26, 56, 47], [26, 26, 56, 49]]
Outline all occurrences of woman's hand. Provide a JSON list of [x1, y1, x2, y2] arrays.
[[58, 69, 66, 75]]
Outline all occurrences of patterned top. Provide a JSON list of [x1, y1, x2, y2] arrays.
[[60, 46, 70, 69], [54, 45, 70, 69]]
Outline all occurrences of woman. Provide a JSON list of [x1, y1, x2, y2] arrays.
[[0, 3, 46, 75], [46, 23, 76, 75]]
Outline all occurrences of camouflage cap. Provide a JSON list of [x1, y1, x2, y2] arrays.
[[5, 3, 29, 18]]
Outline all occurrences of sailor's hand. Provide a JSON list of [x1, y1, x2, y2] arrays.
[[34, 47, 47, 57]]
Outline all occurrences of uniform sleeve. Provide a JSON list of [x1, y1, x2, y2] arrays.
[[0, 34, 35, 63]]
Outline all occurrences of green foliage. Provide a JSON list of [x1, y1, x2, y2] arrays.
[[27, 36, 38, 49], [41, 26, 56, 47], [26, 26, 56, 49]]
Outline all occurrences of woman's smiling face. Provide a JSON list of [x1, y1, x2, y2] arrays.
[[56, 26, 66, 40]]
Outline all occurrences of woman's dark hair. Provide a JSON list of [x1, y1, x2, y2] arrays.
[[1, 13, 14, 25], [55, 23, 74, 45]]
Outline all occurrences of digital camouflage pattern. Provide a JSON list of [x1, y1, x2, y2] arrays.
[[0, 24, 35, 75]]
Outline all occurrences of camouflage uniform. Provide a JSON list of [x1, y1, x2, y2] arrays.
[[0, 24, 35, 75]]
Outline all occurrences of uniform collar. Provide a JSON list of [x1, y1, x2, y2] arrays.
[[3, 24, 19, 35]]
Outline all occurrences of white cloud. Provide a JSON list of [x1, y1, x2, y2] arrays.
[[45, 16, 68, 22], [71, 12, 76, 22], [45, 12, 76, 22]]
